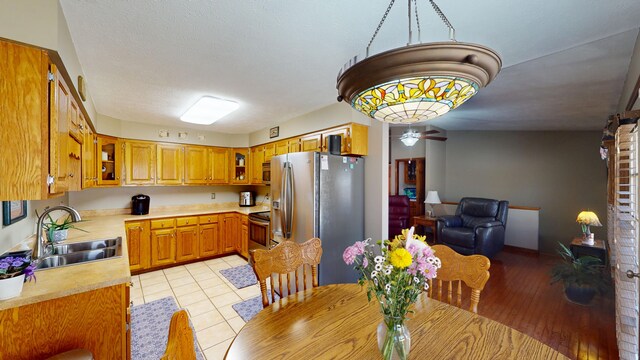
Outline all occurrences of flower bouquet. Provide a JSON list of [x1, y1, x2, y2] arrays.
[[343, 227, 440, 360], [0, 255, 36, 300]]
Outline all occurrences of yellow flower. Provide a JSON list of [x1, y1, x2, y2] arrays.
[[389, 248, 413, 269]]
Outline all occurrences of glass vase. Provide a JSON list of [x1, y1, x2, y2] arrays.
[[377, 315, 411, 360]]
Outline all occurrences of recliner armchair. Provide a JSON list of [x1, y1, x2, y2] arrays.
[[436, 197, 508, 258], [389, 195, 411, 239]]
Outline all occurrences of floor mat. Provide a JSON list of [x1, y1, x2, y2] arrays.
[[232, 291, 279, 322], [131, 297, 204, 360], [219, 264, 258, 289]]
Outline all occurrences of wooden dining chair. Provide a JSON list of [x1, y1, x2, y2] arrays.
[[161, 310, 196, 360], [251, 238, 323, 308], [428, 244, 491, 313]]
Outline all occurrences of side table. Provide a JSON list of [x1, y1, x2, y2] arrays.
[[569, 237, 607, 266], [412, 215, 438, 243]]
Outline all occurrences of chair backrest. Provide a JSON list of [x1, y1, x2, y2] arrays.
[[251, 238, 323, 308], [427, 245, 491, 313], [161, 310, 196, 360], [389, 195, 411, 218], [456, 197, 509, 228]]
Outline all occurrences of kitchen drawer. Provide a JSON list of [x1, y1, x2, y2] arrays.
[[150, 218, 176, 229], [176, 216, 198, 227], [199, 214, 219, 224]]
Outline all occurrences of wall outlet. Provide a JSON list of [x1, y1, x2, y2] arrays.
[[210, 193, 216, 199]]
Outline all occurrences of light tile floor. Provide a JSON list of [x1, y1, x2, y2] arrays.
[[131, 255, 260, 360]]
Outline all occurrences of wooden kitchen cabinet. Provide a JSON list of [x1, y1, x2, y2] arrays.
[[156, 143, 183, 185], [124, 140, 156, 185], [82, 121, 97, 189], [250, 146, 265, 184], [0, 284, 129, 359], [300, 133, 322, 152], [275, 141, 288, 156], [210, 147, 229, 184], [199, 214, 221, 257], [222, 213, 240, 253], [230, 148, 249, 184], [126, 220, 151, 272], [67, 136, 82, 192], [176, 216, 199, 262], [288, 138, 301, 153], [151, 228, 176, 267], [241, 215, 249, 258], [49, 64, 71, 195], [97, 135, 122, 186], [184, 145, 209, 184], [263, 143, 275, 163], [321, 123, 368, 156], [0, 40, 50, 200]]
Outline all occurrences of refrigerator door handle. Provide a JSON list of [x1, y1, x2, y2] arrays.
[[281, 161, 294, 239]]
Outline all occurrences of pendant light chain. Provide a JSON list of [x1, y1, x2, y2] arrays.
[[414, 0, 421, 43], [366, 0, 396, 57], [428, 0, 456, 41]]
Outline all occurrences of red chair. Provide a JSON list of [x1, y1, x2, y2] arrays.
[[389, 195, 411, 238]]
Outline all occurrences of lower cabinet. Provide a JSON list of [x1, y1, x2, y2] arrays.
[[241, 215, 249, 258], [176, 225, 199, 262], [199, 215, 220, 257], [125, 220, 150, 272], [126, 212, 249, 274], [151, 228, 176, 267], [223, 213, 240, 253], [0, 284, 129, 359]]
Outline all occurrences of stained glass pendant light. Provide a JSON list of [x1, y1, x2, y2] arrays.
[[337, 0, 502, 124]]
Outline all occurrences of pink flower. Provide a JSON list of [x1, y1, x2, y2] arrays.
[[343, 246, 357, 265], [422, 247, 434, 258], [406, 244, 419, 256], [362, 257, 369, 268], [421, 262, 438, 279], [353, 241, 366, 255]]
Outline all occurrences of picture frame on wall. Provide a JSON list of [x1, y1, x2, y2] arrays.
[[2, 201, 27, 226], [269, 126, 279, 138]]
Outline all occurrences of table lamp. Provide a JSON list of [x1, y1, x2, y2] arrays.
[[424, 191, 441, 217], [576, 210, 602, 245]]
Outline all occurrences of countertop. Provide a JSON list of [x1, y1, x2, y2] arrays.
[[0, 204, 269, 310]]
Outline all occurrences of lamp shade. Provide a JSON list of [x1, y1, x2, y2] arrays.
[[576, 211, 602, 226], [424, 191, 441, 205], [400, 131, 420, 146]]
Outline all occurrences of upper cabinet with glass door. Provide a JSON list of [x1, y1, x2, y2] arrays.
[[230, 148, 249, 184]]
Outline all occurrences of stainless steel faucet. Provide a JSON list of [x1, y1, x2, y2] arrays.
[[34, 205, 82, 261]]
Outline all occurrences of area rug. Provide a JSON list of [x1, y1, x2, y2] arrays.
[[131, 297, 204, 360], [220, 264, 258, 289], [232, 291, 279, 323]]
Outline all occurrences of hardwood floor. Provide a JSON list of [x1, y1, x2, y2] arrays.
[[474, 247, 618, 359]]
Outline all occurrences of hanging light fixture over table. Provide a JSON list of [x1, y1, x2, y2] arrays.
[[400, 130, 421, 146], [337, 0, 502, 124]]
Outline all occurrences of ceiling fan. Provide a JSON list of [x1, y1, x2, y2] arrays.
[[394, 129, 447, 146]]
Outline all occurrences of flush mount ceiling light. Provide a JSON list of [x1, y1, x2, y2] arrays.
[[336, 0, 502, 124], [180, 96, 239, 125], [400, 130, 421, 146]]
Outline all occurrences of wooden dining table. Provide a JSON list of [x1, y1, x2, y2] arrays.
[[225, 284, 568, 359]]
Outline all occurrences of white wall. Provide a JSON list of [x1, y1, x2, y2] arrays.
[[443, 131, 607, 254], [0, 197, 68, 254], [249, 103, 370, 146], [389, 126, 426, 196], [617, 29, 640, 112], [96, 114, 249, 147], [424, 126, 447, 198], [67, 186, 266, 211], [364, 120, 389, 240]]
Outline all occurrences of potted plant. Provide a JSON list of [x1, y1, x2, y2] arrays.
[[550, 242, 609, 305], [36, 211, 87, 244], [0, 255, 36, 300]]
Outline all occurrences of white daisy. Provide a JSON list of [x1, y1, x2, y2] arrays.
[[371, 270, 378, 278], [374, 256, 385, 264], [375, 263, 383, 271]]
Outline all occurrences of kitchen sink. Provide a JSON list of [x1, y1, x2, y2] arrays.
[[52, 238, 120, 255], [36, 237, 122, 271]]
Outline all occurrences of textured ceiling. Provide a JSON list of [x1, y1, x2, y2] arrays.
[[59, 0, 640, 133]]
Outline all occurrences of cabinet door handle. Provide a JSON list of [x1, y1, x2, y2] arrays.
[[68, 173, 74, 177]]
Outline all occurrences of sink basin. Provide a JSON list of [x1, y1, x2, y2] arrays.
[[37, 237, 122, 271], [52, 238, 119, 255]]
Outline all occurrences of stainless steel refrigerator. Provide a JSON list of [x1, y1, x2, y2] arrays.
[[271, 152, 364, 285]]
